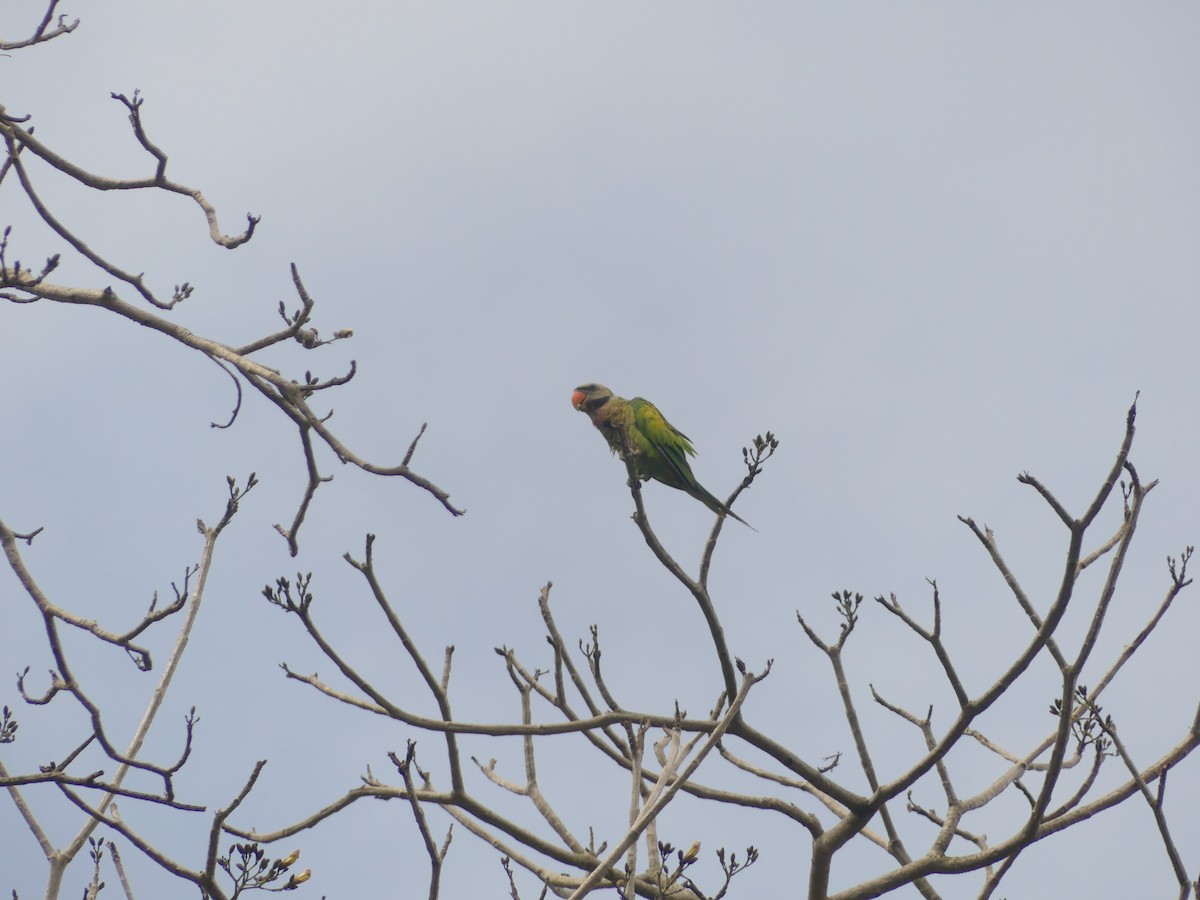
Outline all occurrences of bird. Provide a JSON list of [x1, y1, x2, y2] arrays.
[[571, 383, 752, 528]]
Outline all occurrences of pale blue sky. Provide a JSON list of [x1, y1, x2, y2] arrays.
[[3, 3, 1200, 897]]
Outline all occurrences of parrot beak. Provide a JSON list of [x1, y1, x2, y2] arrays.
[[571, 389, 587, 410]]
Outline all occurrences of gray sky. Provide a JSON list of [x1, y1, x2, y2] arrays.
[[3, 2, 1200, 897]]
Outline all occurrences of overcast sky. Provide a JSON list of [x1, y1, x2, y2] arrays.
[[3, 2, 1200, 897]]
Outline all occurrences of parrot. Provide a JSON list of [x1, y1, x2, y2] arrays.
[[571, 383, 753, 528]]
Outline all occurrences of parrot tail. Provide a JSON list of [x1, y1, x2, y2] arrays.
[[699, 488, 756, 531]]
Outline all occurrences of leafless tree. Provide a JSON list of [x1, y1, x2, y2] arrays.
[[3, 6, 1198, 899]]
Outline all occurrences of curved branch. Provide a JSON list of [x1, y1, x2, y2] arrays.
[[0, 0, 78, 51], [0, 95, 257, 248]]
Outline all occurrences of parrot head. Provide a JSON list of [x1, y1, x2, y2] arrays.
[[572, 383, 613, 414]]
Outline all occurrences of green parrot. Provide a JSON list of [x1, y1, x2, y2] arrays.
[[572, 383, 752, 528]]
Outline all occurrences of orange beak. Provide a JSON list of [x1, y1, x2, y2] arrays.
[[571, 389, 586, 409]]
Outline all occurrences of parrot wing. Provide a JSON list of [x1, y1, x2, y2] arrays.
[[629, 396, 755, 529], [629, 397, 698, 485]]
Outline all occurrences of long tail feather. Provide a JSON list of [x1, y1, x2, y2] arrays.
[[697, 487, 756, 531]]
